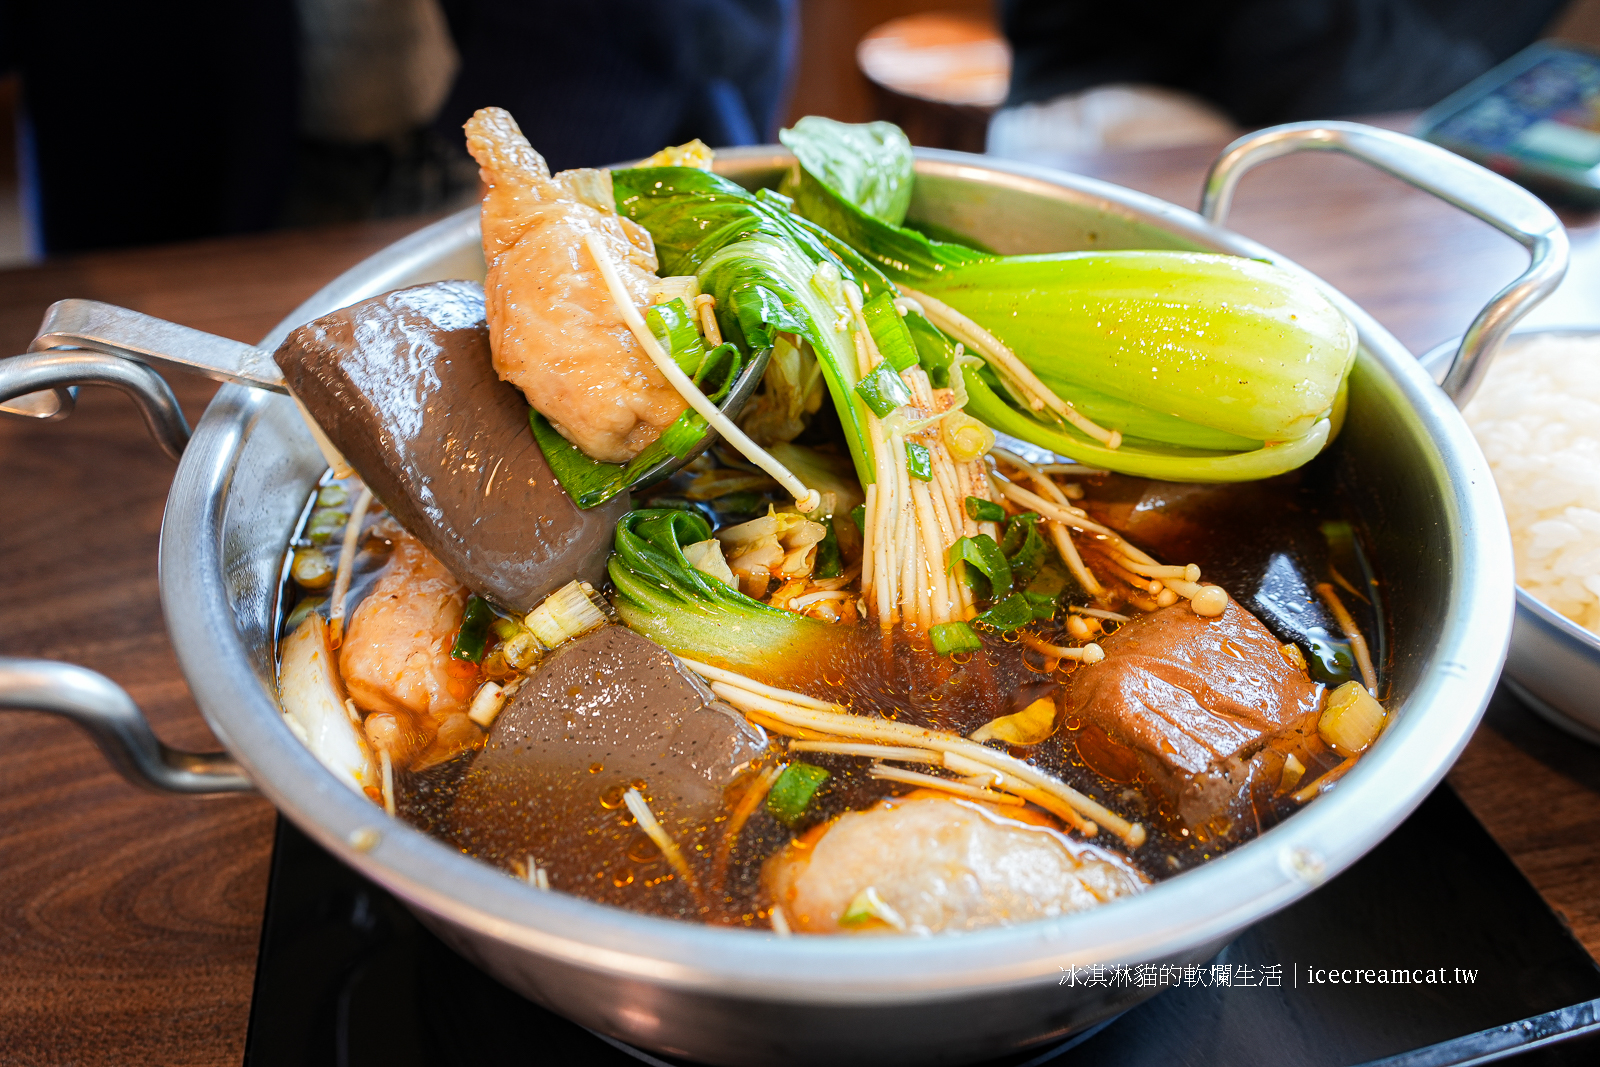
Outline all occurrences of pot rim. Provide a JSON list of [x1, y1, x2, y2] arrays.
[[158, 146, 1514, 1005]]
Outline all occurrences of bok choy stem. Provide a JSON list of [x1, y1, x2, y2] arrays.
[[778, 117, 1359, 482]]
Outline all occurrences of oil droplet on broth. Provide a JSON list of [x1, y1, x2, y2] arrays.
[[589, 762, 604, 774], [613, 867, 635, 888], [627, 833, 661, 864], [599, 784, 626, 809]]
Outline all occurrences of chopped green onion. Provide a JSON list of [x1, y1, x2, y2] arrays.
[[1024, 561, 1068, 599], [452, 596, 494, 663], [1023, 590, 1057, 622], [489, 616, 524, 642], [947, 534, 1012, 599], [656, 411, 712, 458], [316, 484, 349, 507], [305, 507, 349, 544], [1001, 512, 1047, 587], [850, 503, 866, 534], [840, 885, 906, 930], [862, 289, 920, 372], [905, 441, 932, 481], [499, 630, 543, 670], [291, 546, 334, 590], [647, 297, 710, 378], [976, 592, 1034, 632], [766, 762, 831, 824], [965, 496, 1005, 522], [643, 496, 714, 521], [854, 360, 911, 418], [815, 518, 843, 579], [1319, 681, 1386, 757], [930, 620, 982, 655], [526, 581, 607, 649]]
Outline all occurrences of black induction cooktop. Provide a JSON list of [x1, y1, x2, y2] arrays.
[[242, 686, 1600, 1067]]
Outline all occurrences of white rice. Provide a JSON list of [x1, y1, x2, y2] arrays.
[[1463, 334, 1600, 634]]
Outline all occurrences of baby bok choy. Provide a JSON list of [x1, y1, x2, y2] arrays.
[[778, 116, 1359, 482], [612, 159, 1008, 632], [608, 508, 833, 669]]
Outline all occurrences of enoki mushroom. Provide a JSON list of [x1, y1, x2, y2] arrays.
[[899, 288, 1122, 449], [681, 658, 1146, 847], [852, 284, 994, 630], [327, 484, 374, 647], [987, 469, 1226, 617]]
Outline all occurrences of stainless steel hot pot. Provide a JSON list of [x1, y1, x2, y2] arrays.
[[0, 122, 1566, 1066]]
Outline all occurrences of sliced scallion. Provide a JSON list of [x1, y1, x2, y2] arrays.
[[305, 507, 349, 545], [905, 441, 932, 481], [451, 595, 494, 663], [930, 620, 982, 655], [965, 496, 1004, 522], [854, 359, 912, 418], [839, 885, 906, 930], [283, 596, 326, 633], [947, 534, 1012, 599], [1001, 512, 1047, 586], [766, 762, 830, 824], [976, 592, 1034, 632], [1023, 590, 1057, 622], [815, 518, 843, 579], [489, 616, 524, 642]]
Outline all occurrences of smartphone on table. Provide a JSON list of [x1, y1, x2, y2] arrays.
[[1418, 40, 1600, 204]]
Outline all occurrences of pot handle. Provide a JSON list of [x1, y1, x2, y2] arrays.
[[1201, 120, 1569, 409], [0, 658, 253, 793], [0, 310, 260, 795]]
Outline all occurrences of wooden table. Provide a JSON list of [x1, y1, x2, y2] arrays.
[[5, 138, 1600, 1066]]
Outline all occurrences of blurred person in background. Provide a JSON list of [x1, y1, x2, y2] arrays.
[[989, 0, 1573, 162], [0, 0, 302, 254], [432, 0, 796, 172], [1, 0, 794, 255]]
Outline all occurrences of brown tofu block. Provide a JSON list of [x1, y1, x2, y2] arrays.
[[273, 281, 627, 613]]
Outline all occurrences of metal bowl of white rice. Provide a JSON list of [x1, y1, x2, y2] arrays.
[[1446, 330, 1600, 740]]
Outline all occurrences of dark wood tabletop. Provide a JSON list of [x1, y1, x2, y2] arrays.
[[4, 135, 1600, 1066]]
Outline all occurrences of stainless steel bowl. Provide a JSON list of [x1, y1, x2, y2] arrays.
[[1420, 329, 1600, 743], [0, 122, 1566, 1065]]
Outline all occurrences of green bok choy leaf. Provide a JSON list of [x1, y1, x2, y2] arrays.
[[608, 509, 833, 668]]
